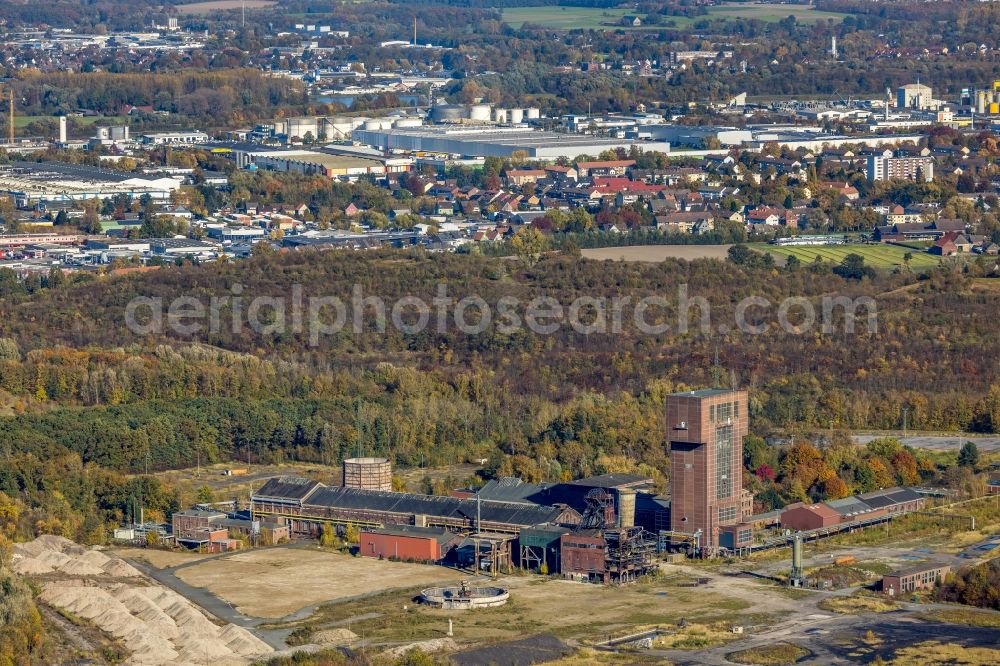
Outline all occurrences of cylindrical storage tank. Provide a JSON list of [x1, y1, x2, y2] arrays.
[[977, 91, 988, 115], [286, 118, 318, 139], [617, 489, 636, 528], [509, 108, 524, 124], [792, 535, 803, 570], [393, 118, 423, 128], [323, 117, 355, 140], [469, 104, 492, 122], [363, 118, 395, 131], [343, 457, 392, 492], [429, 104, 467, 123], [493, 108, 508, 123], [525, 107, 540, 119]]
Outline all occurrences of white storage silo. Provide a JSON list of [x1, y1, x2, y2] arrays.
[[363, 118, 395, 131], [469, 104, 492, 122], [525, 107, 540, 119], [509, 108, 524, 124]]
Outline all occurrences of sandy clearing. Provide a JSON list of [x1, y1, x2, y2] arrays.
[[175, 548, 460, 618], [581, 245, 733, 262]]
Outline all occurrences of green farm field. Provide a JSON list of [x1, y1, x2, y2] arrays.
[[501, 7, 643, 30], [501, 3, 847, 30], [749, 242, 943, 270], [705, 2, 847, 24]]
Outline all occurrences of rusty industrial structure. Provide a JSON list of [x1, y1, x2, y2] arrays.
[[246, 385, 937, 581], [559, 489, 656, 583], [251, 477, 578, 536]]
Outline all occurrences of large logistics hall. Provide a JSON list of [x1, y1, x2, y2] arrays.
[[350, 124, 672, 159], [0, 161, 181, 206]]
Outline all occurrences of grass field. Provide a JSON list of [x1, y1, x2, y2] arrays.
[[917, 608, 1000, 629], [502, 7, 643, 30], [501, 3, 846, 30], [705, 3, 847, 24], [259, 568, 789, 647], [175, 547, 458, 618], [177, 0, 276, 14], [749, 243, 942, 270]]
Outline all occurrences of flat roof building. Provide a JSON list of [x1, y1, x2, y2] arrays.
[[897, 83, 934, 111], [140, 131, 210, 145], [351, 124, 672, 159], [0, 161, 180, 206], [254, 150, 389, 178], [150, 238, 220, 256], [867, 153, 934, 182]]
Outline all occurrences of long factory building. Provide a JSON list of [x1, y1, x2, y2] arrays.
[[251, 476, 580, 536], [351, 124, 673, 159], [0, 161, 181, 207]]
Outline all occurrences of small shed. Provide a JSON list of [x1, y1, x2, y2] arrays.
[[518, 525, 569, 573]]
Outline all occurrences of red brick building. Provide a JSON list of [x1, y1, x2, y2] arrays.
[[359, 525, 459, 563], [667, 389, 750, 553], [780, 503, 842, 531], [172, 508, 228, 543], [882, 563, 949, 597]]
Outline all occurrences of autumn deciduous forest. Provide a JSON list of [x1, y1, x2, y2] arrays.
[[0, 199, 997, 666], [0, 249, 997, 552]]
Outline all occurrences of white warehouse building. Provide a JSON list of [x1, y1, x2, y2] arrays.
[[0, 161, 181, 207], [351, 125, 671, 159], [139, 131, 210, 146]]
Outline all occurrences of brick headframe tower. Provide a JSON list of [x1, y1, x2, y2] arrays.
[[667, 388, 749, 553]]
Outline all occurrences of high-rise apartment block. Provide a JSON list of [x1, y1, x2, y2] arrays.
[[867, 152, 934, 182]]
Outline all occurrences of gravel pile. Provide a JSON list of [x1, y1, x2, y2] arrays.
[[16, 535, 274, 665]]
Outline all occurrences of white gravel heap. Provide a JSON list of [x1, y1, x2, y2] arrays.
[[15, 535, 273, 666]]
